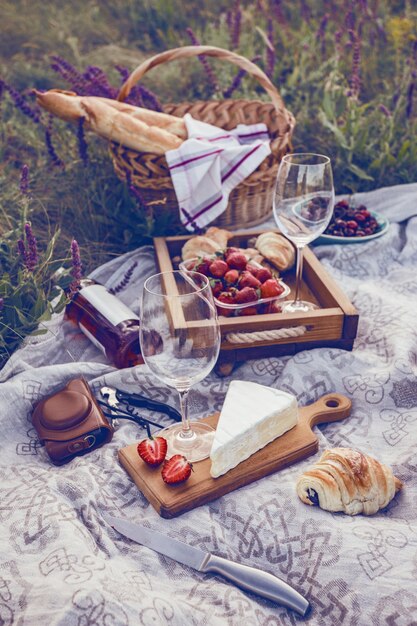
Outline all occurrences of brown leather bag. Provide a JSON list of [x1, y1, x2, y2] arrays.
[[32, 378, 113, 465]]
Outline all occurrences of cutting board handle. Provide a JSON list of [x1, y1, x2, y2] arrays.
[[303, 393, 352, 428]]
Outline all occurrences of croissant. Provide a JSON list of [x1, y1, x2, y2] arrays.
[[296, 448, 403, 516], [205, 227, 232, 249], [181, 236, 221, 261], [255, 232, 295, 271]]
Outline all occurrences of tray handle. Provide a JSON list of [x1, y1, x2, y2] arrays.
[[117, 45, 287, 117], [303, 393, 352, 429]]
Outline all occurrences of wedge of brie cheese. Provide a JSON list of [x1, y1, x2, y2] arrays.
[[210, 380, 298, 478]]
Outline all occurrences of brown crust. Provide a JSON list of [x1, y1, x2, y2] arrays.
[[255, 232, 295, 271], [296, 447, 403, 515], [394, 476, 403, 492], [34, 89, 186, 152], [181, 236, 221, 261], [80, 99, 182, 154]]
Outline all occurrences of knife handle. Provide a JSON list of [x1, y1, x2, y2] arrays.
[[202, 555, 310, 617]]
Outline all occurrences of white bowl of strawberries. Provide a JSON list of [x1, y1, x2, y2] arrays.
[[180, 248, 290, 317]]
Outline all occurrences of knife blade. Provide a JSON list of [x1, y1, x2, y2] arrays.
[[102, 513, 310, 617]]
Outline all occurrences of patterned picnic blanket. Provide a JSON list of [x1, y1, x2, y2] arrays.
[[1, 183, 417, 625]]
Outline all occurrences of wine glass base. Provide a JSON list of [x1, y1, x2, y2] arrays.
[[281, 300, 318, 313], [158, 422, 215, 463]]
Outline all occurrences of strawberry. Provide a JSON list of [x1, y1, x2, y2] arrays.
[[224, 269, 239, 285], [225, 246, 239, 259], [194, 258, 212, 276], [238, 305, 259, 316], [210, 278, 223, 297], [234, 286, 259, 304], [260, 279, 285, 299], [245, 264, 259, 277], [137, 436, 167, 466], [161, 454, 193, 484], [209, 259, 228, 278], [226, 252, 247, 271], [238, 271, 261, 289], [216, 291, 235, 316], [256, 267, 272, 283]]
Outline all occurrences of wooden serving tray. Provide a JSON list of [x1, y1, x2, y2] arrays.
[[118, 392, 351, 519], [153, 231, 359, 375]]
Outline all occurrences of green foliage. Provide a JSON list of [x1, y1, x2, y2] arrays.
[[0, 198, 73, 368]]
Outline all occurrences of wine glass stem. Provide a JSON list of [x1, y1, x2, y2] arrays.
[[294, 244, 305, 304], [178, 389, 193, 439]]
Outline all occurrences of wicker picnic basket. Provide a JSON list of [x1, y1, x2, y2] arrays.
[[110, 45, 295, 230]]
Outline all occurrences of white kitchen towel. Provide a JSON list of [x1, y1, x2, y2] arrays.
[[165, 113, 271, 231]]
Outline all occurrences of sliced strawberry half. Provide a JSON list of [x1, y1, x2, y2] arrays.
[[137, 436, 168, 466], [161, 454, 193, 484]]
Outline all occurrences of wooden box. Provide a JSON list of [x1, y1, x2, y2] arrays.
[[153, 231, 358, 375]]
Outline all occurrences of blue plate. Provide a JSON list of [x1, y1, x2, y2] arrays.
[[315, 211, 390, 245]]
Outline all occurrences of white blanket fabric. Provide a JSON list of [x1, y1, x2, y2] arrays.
[[165, 114, 271, 231], [1, 183, 417, 625]]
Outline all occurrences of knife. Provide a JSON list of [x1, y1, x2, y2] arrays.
[[103, 513, 310, 617]]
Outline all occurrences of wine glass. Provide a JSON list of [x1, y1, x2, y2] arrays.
[[273, 153, 334, 313], [139, 270, 221, 462]]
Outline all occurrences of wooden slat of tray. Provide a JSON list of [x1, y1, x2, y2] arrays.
[[118, 393, 352, 518], [153, 231, 359, 372]]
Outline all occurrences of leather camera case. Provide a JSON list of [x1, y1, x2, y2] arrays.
[[32, 378, 114, 465]]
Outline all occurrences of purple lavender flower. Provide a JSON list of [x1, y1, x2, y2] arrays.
[[50, 55, 89, 93], [24, 223, 38, 272], [316, 14, 329, 56], [185, 27, 219, 94], [20, 164, 30, 196], [3, 82, 41, 123], [115, 66, 144, 106], [344, 10, 356, 31], [348, 30, 361, 99], [109, 261, 138, 294], [77, 118, 88, 166], [300, 0, 311, 24], [223, 56, 261, 98], [138, 85, 163, 112], [392, 90, 400, 109], [82, 66, 118, 99], [45, 116, 64, 168], [71, 239, 82, 278], [0, 298, 3, 312], [115, 65, 130, 84], [266, 19, 276, 78], [231, 2, 242, 50], [379, 104, 391, 117], [17, 239, 27, 265], [270, 0, 286, 25]]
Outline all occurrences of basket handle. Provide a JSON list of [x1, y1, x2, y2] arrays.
[[117, 45, 286, 115]]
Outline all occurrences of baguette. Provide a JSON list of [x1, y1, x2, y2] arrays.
[[34, 89, 187, 139], [80, 99, 182, 154]]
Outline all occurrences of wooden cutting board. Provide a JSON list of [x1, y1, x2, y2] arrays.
[[118, 393, 351, 518]]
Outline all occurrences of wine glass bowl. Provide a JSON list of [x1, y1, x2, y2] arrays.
[[140, 270, 221, 462], [273, 153, 334, 312]]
